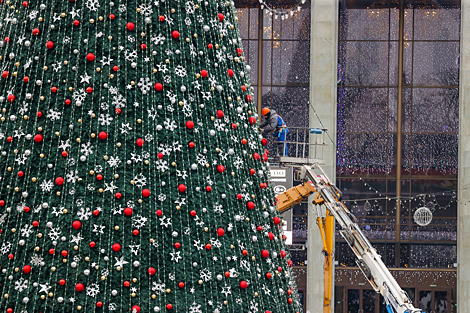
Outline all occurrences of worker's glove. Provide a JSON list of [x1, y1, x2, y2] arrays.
[[260, 128, 264, 132]]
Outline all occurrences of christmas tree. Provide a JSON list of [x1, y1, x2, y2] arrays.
[[0, 0, 302, 312]]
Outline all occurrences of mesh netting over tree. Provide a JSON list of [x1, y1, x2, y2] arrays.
[[0, 0, 302, 312]]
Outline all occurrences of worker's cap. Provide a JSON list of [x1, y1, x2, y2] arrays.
[[261, 108, 270, 116]]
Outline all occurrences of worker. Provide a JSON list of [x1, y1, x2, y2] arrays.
[[259, 107, 289, 156]]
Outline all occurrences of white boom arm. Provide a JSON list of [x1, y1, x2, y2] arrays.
[[300, 164, 421, 313]]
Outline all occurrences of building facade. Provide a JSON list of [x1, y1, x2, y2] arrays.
[[235, 0, 460, 312]]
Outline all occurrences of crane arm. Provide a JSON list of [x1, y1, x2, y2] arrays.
[[275, 164, 421, 313]]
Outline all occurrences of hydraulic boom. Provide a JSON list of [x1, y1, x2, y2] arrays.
[[275, 163, 421, 313]]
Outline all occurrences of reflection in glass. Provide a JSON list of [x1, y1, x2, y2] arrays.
[[419, 290, 432, 313], [347, 289, 360, 313]]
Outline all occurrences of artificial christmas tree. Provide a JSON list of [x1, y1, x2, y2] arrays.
[[0, 0, 303, 312]]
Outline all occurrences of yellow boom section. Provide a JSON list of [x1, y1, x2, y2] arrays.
[[276, 182, 334, 313], [276, 182, 316, 213]]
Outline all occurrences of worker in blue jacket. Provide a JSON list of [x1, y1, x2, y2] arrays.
[[259, 107, 289, 156]]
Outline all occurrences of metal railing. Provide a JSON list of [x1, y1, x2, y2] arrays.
[[267, 127, 327, 165]]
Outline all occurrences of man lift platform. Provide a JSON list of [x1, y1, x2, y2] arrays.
[[274, 162, 421, 313]]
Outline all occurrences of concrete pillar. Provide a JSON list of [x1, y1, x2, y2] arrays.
[[307, 0, 338, 312], [458, 1, 470, 310]]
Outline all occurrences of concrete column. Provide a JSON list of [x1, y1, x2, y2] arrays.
[[307, 0, 338, 312], [458, 1, 470, 310]]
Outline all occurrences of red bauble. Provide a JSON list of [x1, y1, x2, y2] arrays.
[[178, 282, 185, 288], [113, 66, 119, 71], [217, 228, 225, 237], [73, 20, 79, 26], [200, 69, 208, 77], [174, 242, 181, 249], [268, 232, 274, 240], [72, 220, 81, 229], [239, 281, 248, 289], [124, 207, 133, 216], [188, 142, 195, 148], [2, 71, 8, 78], [287, 289, 292, 295], [59, 279, 66, 285], [46, 41, 54, 49], [242, 250, 248, 256], [155, 83, 163, 91], [249, 117, 256, 125], [278, 266, 283, 273], [225, 271, 230, 277], [249, 168, 255, 175], [157, 153, 164, 159], [273, 216, 281, 225], [166, 304, 173, 310], [141, 43, 147, 50], [266, 272, 272, 279], [132, 305, 141, 313], [32, 28, 39, 35], [186, 120, 194, 129], [6, 308, 12, 313], [217, 165, 225, 173], [142, 189, 150, 197], [86, 87, 93, 93], [7, 254, 13, 259], [217, 110, 224, 118], [75, 283, 85, 292], [218, 13, 224, 21], [24, 76, 29, 82], [159, 15, 165, 21], [241, 85, 246, 91], [133, 229, 139, 235], [51, 86, 58, 93], [23, 265, 31, 274], [237, 194, 242, 200], [237, 48, 244, 56], [32, 221, 39, 227], [205, 243, 212, 250], [23, 1, 28, 6], [227, 69, 234, 77], [148, 267, 156, 276], [61, 250, 68, 257], [123, 281, 130, 287], [208, 43, 213, 49], [126, 22, 135, 31], [55, 177, 64, 186], [257, 225, 263, 232], [49, 249, 55, 255], [206, 186, 212, 192], [115, 192, 122, 199], [288, 260, 293, 267], [65, 99, 71, 105], [241, 138, 247, 145], [7, 136, 12, 143], [109, 13, 116, 20], [99, 131, 107, 140], [156, 209, 163, 216], [86, 53, 95, 61], [172, 30, 180, 38], [178, 184, 186, 193], [288, 298, 293, 305], [96, 174, 103, 180], [89, 241, 96, 248], [96, 302, 103, 307], [23, 206, 30, 213], [34, 134, 43, 142], [261, 138, 268, 146], [246, 201, 255, 210], [112, 243, 121, 252], [261, 250, 269, 258], [280, 250, 287, 258], [17, 171, 24, 177], [136, 138, 144, 146], [246, 95, 253, 102], [231, 123, 237, 129], [253, 153, 260, 160]]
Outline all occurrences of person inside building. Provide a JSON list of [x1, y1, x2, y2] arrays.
[[259, 107, 289, 156]]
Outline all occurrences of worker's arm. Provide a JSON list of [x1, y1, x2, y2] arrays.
[[262, 114, 278, 133]]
